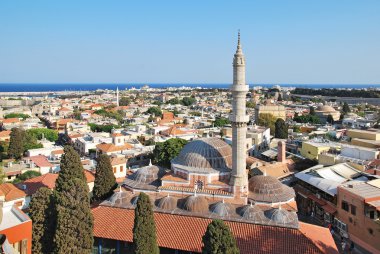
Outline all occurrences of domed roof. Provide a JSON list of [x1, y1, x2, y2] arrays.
[[248, 175, 295, 203], [316, 105, 336, 112], [182, 195, 209, 213], [265, 208, 298, 226], [172, 138, 232, 173], [239, 204, 266, 223], [129, 165, 163, 184], [210, 201, 232, 218], [156, 195, 177, 211]]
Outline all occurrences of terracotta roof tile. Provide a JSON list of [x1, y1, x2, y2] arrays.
[[92, 206, 338, 254], [20, 173, 58, 196], [96, 143, 133, 153], [0, 183, 26, 201], [28, 155, 53, 168], [0, 130, 11, 137], [85, 170, 95, 183], [110, 157, 126, 166]]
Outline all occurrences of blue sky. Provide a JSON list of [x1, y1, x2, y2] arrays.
[[0, 0, 379, 84]]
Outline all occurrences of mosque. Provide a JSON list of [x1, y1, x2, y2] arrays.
[[104, 32, 298, 229]]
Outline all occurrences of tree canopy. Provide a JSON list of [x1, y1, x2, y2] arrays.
[[92, 154, 117, 201], [133, 192, 159, 254], [4, 113, 30, 120], [153, 138, 188, 168], [258, 113, 277, 134], [119, 97, 131, 106], [293, 114, 321, 124], [202, 219, 239, 254], [274, 118, 288, 139], [26, 128, 59, 142], [213, 117, 230, 127], [342, 102, 350, 115], [146, 107, 163, 117], [8, 128, 24, 159]]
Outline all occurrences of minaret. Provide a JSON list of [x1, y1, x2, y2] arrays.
[[116, 86, 119, 107], [229, 31, 249, 195]]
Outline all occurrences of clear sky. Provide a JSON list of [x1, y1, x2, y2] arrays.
[[0, 0, 379, 84]]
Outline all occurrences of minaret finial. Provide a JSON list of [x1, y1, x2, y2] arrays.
[[238, 29, 241, 45]]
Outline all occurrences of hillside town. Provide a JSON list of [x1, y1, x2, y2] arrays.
[[1, 38, 380, 254]]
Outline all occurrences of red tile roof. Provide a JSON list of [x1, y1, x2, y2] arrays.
[[96, 143, 133, 153], [84, 170, 95, 183], [20, 173, 58, 196], [28, 155, 53, 168], [92, 206, 338, 254], [0, 183, 26, 201], [0, 130, 11, 137]]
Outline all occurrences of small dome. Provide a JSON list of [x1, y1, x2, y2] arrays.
[[248, 175, 295, 203], [172, 138, 232, 172], [239, 204, 266, 223], [156, 195, 177, 211], [183, 195, 209, 213], [131, 195, 139, 206], [129, 165, 163, 184], [265, 208, 298, 226], [210, 201, 232, 218], [108, 191, 122, 205], [316, 105, 336, 112]]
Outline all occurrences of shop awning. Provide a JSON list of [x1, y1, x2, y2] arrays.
[[322, 204, 337, 215], [307, 194, 326, 206]]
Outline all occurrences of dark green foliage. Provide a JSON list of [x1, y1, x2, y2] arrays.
[[4, 113, 30, 119], [88, 123, 119, 133], [293, 114, 321, 124], [8, 128, 24, 159], [92, 154, 117, 201], [181, 96, 196, 106], [190, 111, 202, 117], [0, 141, 9, 161], [146, 107, 163, 117], [29, 187, 55, 254], [53, 178, 93, 254], [152, 100, 163, 106], [309, 106, 315, 115], [55, 146, 87, 192], [167, 97, 181, 105], [274, 118, 288, 139], [292, 88, 380, 98], [119, 97, 131, 106], [94, 109, 123, 123], [342, 102, 350, 115], [133, 192, 159, 254], [202, 219, 239, 254], [13, 170, 41, 183], [26, 128, 59, 142], [258, 113, 276, 134], [171, 109, 182, 117], [326, 114, 334, 124], [213, 117, 230, 127], [153, 138, 188, 168], [246, 101, 256, 108], [0, 167, 5, 184], [23, 131, 43, 151]]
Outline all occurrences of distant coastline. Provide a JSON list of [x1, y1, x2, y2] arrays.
[[0, 83, 379, 92]]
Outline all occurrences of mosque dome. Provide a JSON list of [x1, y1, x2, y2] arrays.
[[265, 208, 298, 226], [210, 201, 232, 218], [156, 195, 177, 211], [182, 195, 209, 213], [129, 165, 163, 184], [172, 138, 232, 172], [316, 105, 336, 112], [248, 175, 295, 203], [239, 204, 266, 223]]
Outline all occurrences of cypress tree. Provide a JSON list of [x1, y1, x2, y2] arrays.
[[8, 127, 24, 159], [55, 146, 87, 192], [53, 178, 94, 254], [342, 102, 350, 115], [29, 187, 55, 254], [133, 192, 159, 254], [202, 219, 240, 254], [92, 154, 117, 201], [274, 118, 288, 139], [309, 106, 316, 116]]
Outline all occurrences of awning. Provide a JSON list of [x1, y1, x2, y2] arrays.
[[322, 204, 337, 215], [308, 194, 326, 206]]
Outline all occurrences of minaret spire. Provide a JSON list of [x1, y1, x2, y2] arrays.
[[116, 86, 119, 107]]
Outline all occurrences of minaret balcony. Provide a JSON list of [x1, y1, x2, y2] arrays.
[[229, 115, 250, 123]]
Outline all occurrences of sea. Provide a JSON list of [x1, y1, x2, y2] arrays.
[[0, 83, 379, 92]]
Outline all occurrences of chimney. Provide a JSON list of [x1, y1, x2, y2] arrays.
[[277, 141, 286, 163]]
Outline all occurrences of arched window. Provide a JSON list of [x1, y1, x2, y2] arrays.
[[195, 180, 203, 190]]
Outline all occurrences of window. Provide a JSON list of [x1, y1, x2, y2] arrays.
[[351, 205, 356, 216], [341, 201, 349, 212], [120, 166, 124, 172], [113, 167, 116, 173]]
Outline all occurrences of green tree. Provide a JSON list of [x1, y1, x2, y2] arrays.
[[167, 97, 181, 105], [258, 113, 277, 134], [8, 128, 24, 159], [13, 170, 41, 184], [92, 154, 117, 201], [4, 113, 30, 120], [309, 106, 315, 115], [274, 118, 288, 139], [23, 131, 43, 152], [26, 128, 59, 142], [146, 107, 163, 117], [202, 219, 239, 254], [133, 192, 159, 254], [0, 167, 5, 184], [326, 114, 334, 124], [342, 102, 350, 115], [181, 96, 196, 106], [246, 101, 256, 108], [29, 187, 55, 254], [119, 97, 131, 106], [153, 138, 188, 168], [213, 117, 230, 127], [53, 178, 93, 254]]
